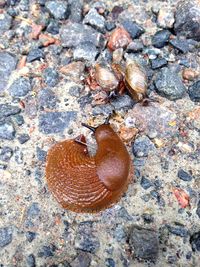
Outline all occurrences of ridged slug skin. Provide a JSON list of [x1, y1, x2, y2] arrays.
[[125, 61, 147, 101], [45, 124, 133, 213]]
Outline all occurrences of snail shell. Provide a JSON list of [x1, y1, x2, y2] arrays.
[[125, 61, 148, 101], [45, 124, 133, 213], [95, 64, 119, 92]]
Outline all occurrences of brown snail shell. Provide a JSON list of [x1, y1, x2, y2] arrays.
[[125, 60, 148, 101], [95, 64, 119, 92], [45, 123, 133, 213]]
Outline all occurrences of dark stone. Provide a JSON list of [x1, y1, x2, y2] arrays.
[[151, 58, 167, 69], [0, 146, 13, 161], [26, 231, 37, 242], [73, 42, 98, 62], [142, 213, 154, 224], [26, 254, 36, 267], [167, 255, 178, 264], [140, 176, 153, 190], [83, 8, 105, 32], [110, 94, 134, 110], [38, 88, 57, 109], [13, 114, 24, 126], [105, 258, 115, 267], [45, 0, 68, 19], [132, 136, 155, 157], [0, 227, 12, 247], [75, 222, 100, 253], [188, 81, 200, 102], [46, 19, 60, 35], [154, 179, 163, 190], [169, 38, 190, 53], [174, 0, 200, 41], [68, 0, 83, 23], [128, 226, 159, 261], [154, 67, 186, 100], [0, 163, 7, 170], [36, 147, 47, 162], [0, 13, 12, 34], [186, 251, 192, 260], [190, 231, 200, 252], [43, 68, 59, 87], [14, 147, 23, 164], [27, 203, 40, 219], [126, 40, 144, 52], [78, 93, 92, 109], [38, 244, 57, 258], [196, 200, 200, 218], [167, 225, 189, 237], [68, 86, 82, 97], [121, 20, 144, 39], [27, 48, 45, 63], [0, 121, 15, 140], [150, 190, 165, 207], [8, 77, 31, 97], [39, 111, 76, 134], [60, 22, 103, 48], [70, 252, 91, 267], [113, 224, 127, 242], [177, 169, 193, 181], [0, 52, 17, 92], [152, 30, 171, 48], [18, 134, 30, 144], [105, 21, 116, 31], [92, 104, 114, 116], [0, 104, 21, 119]]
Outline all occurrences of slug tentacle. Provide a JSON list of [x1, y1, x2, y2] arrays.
[[46, 123, 133, 213]]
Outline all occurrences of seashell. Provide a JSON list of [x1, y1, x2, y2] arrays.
[[107, 27, 132, 51], [125, 61, 148, 101], [95, 64, 119, 92], [45, 123, 133, 213]]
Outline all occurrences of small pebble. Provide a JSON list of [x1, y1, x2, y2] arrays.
[[73, 42, 98, 63], [152, 30, 171, 48], [190, 231, 200, 251], [26, 254, 36, 267], [43, 68, 59, 87], [128, 226, 159, 261], [105, 258, 115, 267], [38, 244, 56, 258], [38, 88, 57, 109], [8, 77, 31, 97], [188, 81, 200, 102], [0, 121, 16, 140], [0, 146, 13, 161], [26, 231, 37, 243], [83, 8, 105, 32], [0, 227, 12, 248], [45, 0, 69, 20], [39, 111, 76, 134], [169, 38, 189, 54], [140, 176, 153, 190], [154, 67, 186, 100], [121, 20, 144, 39], [177, 169, 193, 181], [18, 134, 30, 144], [151, 58, 167, 69], [132, 136, 155, 157], [27, 48, 45, 63]]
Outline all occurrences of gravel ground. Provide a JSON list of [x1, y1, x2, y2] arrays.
[[0, 0, 200, 266]]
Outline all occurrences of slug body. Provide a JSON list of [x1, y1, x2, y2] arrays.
[[46, 124, 133, 213], [125, 61, 147, 101]]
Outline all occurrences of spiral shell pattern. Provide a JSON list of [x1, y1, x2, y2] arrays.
[[46, 137, 132, 213]]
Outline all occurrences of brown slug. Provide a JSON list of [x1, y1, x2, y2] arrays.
[[45, 122, 133, 213]]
